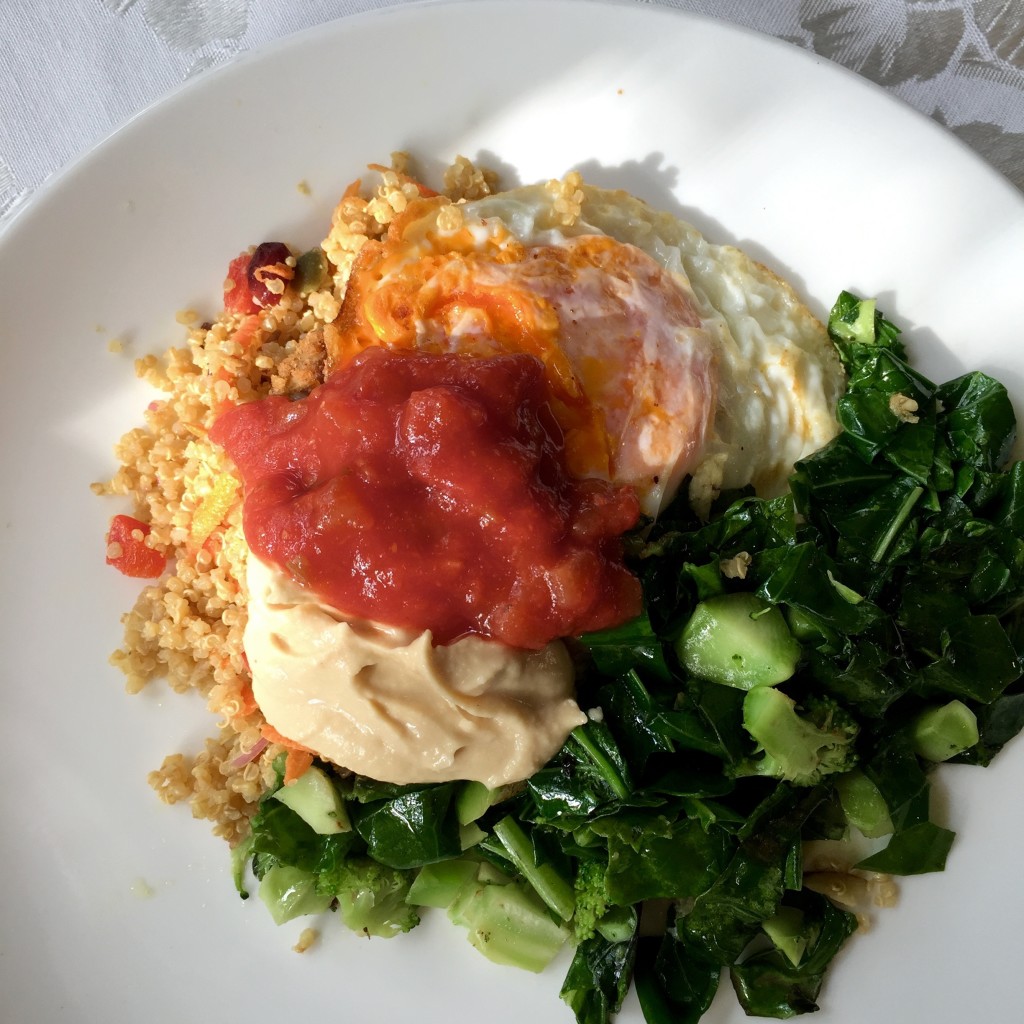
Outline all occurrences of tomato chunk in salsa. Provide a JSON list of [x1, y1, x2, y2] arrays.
[[211, 347, 641, 649]]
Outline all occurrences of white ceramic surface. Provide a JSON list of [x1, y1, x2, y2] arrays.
[[1, 2, 1022, 1022]]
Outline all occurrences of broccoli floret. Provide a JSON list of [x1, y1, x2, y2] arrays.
[[316, 856, 420, 938], [572, 859, 609, 942], [571, 859, 636, 945], [733, 688, 859, 787]]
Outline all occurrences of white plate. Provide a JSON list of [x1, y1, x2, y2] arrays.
[[1, 2, 1021, 1022]]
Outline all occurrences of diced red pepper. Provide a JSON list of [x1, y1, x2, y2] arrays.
[[105, 514, 167, 579], [223, 253, 257, 315]]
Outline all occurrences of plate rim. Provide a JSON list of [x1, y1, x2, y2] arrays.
[[2, 0, 1021, 248]]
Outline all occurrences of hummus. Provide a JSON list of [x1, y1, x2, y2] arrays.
[[245, 556, 587, 787]]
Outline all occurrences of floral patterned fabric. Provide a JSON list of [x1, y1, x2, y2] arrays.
[[1, 0, 1021, 222], [667, 0, 1024, 188]]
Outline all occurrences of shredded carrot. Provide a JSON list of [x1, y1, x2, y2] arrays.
[[236, 679, 258, 718], [261, 722, 314, 752], [284, 750, 315, 785], [253, 261, 295, 284], [261, 722, 316, 784]]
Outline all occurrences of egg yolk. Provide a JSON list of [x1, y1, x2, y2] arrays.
[[327, 197, 718, 510]]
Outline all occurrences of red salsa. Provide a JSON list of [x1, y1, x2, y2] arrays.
[[211, 347, 641, 649]]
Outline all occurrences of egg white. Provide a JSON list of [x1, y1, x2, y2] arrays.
[[548, 183, 846, 509], [345, 177, 846, 518]]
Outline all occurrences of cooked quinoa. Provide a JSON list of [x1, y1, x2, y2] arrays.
[[96, 154, 516, 845]]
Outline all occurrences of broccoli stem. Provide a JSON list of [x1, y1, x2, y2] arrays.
[[676, 594, 800, 689], [835, 769, 893, 838], [457, 880, 570, 973], [595, 905, 637, 944], [910, 700, 980, 762], [492, 816, 576, 922], [406, 858, 479, 909]]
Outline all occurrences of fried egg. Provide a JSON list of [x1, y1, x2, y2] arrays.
[[244, 171, 847, 787], [322, 175, 845, 517]]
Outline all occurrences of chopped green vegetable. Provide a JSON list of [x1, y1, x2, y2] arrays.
[[492, 815, 576, 922], [910, 700, 980, 762], [258, 864, 332, 925], [231, 832, 254, 899], [761, 905, 808, 967], [734, 688, 860, 786], [676, 593, 800, 689], [730, 892, 858, 1017], [406, 858, 479, 909], [455, 781, 495, 825], [459, 821, 487, 850], [602, 814, 731, 907], [834, 770, 893, 838], [827, 292, 880, 346], [271, 763, 350, 834], [561, 930, 638, 1024], [349, 783, 462, 868], [317, 856, 420, 937], [855, 821, 956, 875], [634, 929, 721, 1024], [448, 876, 570, 973], [572, 858, 611, 943]]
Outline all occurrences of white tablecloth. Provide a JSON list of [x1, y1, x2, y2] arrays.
[[2, 0, 1023, 224]]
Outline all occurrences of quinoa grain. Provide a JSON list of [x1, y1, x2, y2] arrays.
[[105, 157, 492, 845]]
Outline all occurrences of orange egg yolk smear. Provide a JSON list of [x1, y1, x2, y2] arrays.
[[327, 198, 716, 504], [211, 347, 642, 649]]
